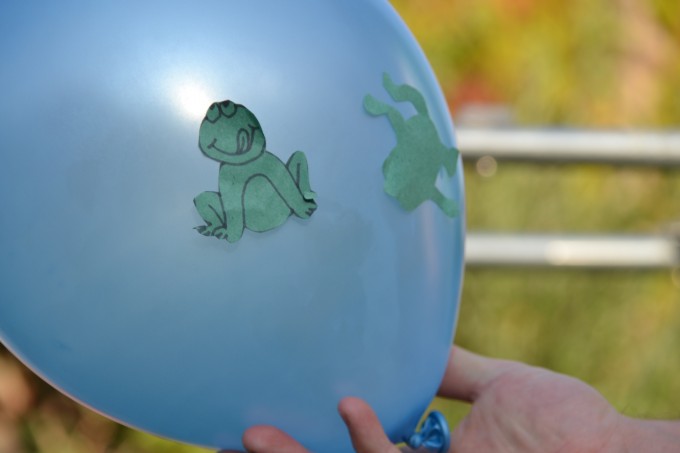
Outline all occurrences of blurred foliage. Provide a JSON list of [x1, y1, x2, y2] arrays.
[[389, 0, 680, 432], [2, 1, 680, 452], [393, 0, 680, 127]]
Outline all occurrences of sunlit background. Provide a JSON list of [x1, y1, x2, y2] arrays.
[[1, 1, 679, 451]]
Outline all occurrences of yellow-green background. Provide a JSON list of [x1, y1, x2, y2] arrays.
[[1, 1, 679, 451]]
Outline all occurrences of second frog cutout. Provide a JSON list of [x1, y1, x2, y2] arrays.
[[364, 73, 459, 217]]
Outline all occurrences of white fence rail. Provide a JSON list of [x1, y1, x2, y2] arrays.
[[457, 129, 680, 268], [465, 233, 679, 268], [458, 129, 680, 165]]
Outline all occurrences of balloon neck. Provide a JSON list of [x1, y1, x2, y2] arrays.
[[403, 410, 451, 453]]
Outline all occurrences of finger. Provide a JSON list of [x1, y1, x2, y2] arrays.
[[338, 397, 400, 453], [241, 425, 310, 453], [437, 346, 515, 402]]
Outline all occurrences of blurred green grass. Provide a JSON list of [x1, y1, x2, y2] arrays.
[[2, 1, 680, 451]]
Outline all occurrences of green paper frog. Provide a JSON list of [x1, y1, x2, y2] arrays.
[[194, 101, 317, 243], [364, 73, 459, 217]]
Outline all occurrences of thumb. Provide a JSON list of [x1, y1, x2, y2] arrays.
[[338, 397, 401, 453], [437, 346, 515, 402]]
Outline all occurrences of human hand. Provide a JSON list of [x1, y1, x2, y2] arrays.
[[434, 347, 623, 452], [224, 346, 679, 452], [222, 397, 404, 453]]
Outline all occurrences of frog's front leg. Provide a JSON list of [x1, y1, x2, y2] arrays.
[[193, 191, 228, 239], [287, 151, 316, 201], [382, 72, 429, 116], [363, 94, 406, 131]]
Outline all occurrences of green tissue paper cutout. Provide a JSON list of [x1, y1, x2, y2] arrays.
[[364, 73, 459, 217], [194, 101, 317, 243]]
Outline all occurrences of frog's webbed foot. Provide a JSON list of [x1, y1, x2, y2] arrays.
[[194, 224, 229, 240], [288, 192, 317, 220], [195, 218, 242, 242], [295, 199, 318, 219], [195, 225, 210, 235], [194, 191, 232, 240]]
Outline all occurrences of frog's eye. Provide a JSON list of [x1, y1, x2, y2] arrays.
[[219, 101, 237, 118], [205, 104, 220, 123]]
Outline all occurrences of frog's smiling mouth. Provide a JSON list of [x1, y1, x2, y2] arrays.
[[207, 138, 245, 156]]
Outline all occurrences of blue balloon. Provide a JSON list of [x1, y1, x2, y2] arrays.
[[0, 1, 465, 451]]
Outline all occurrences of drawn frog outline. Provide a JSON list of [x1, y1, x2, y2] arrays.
[[194, 101, 317, 243]]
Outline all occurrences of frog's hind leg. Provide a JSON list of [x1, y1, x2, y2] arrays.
[[193, 191, 228, 239], [429, 187, 458, 218], [382, 72, 428, 116], [287, 151, 316, 201]]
